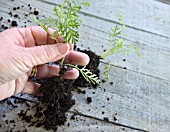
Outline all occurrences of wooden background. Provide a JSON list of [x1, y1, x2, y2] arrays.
[[156, 0, 170, 4], [0, 0, 170, 132]]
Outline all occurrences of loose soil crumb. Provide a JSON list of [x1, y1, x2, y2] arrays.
[[103, 117, 109, 122], [77, 88, 86, 94], [87, 97, 92, 104], [110, 82, 113, 85], [113, 116, 117, 121], [34, 11, 39, 15], [11, 21, 18, 27]]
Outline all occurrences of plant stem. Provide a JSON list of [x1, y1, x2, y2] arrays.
[[60, 57, 65, 67], [59, 42, 69, 67]]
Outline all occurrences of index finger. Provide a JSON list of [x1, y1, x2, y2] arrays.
[[18, 26, 64, 47], [29, 26, 65, 45]]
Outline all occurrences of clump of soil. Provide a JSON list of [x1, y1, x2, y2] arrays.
[[18, 77, 75, 131], [39, 77, 75, 129], [0, 3, 102, 130], [86, 97, 92, 104], [73, 48, 101, 88], [16, 49, 101, 131], [0, 49, 101, 130]]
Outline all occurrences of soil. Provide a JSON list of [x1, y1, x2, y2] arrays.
[[17, 77, 75, 131], [73, 48, 101, 88], [39, 77, 75, 126], [86, 97, 92, 104], [0, 3, 40, 32], [14, 49, 101, 131], [0, 3, 103, 131]]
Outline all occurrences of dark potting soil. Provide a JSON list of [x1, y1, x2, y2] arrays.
[[25, 49, 100, 130], [73, 48, 101, 88], [18, 77, 75, 131], [0, 3, 101, 130]]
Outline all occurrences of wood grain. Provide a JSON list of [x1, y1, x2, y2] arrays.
[[49, 0, 170, 81], [71, 63, 170, 132], [155, 0, 170, 4], [0, 0, 170, 132], [1, 0, 169, 81], [0, 98, 136, 132]]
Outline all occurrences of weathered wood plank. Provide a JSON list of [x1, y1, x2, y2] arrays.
[[5, 62, 170, 132], [7, 63, 170, 132], [78, 14, 170, 81], [51, 0, 170, 38], [46, 0, 170, 81], [156, 0, 170, 4], [70, 63, 170, 132], [0, 0, 170, 132], [0, 98, 139, 132], [1, 0, 169, 82]]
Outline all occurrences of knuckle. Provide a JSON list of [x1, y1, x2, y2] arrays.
[[42, 45, 53, 60]]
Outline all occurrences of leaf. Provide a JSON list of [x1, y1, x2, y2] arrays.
[[101, 40, 124, 59], [103, 62, 111, 82], [32, 1, 101, 85], [66, 65, 100, 84], [81, 2, 90, 7], [101, 14, 140, 59]]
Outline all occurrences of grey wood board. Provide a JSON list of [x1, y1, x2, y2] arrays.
[[0, 0, 169, 82], [0, 98, 137, 132], [48, 0, 170, 38], [11, 63, 170, 132], [70, 63, 170, 132], [155, 0, 170, 4], [0, 0, 170, 132]]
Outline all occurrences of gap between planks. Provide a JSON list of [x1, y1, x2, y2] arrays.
[[9, 96, 148, 132]]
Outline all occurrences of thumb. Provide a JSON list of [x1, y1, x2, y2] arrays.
[[24, 43, 69, 66]]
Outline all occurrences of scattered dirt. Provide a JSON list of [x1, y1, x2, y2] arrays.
[[77, 88, 86, 94], [33, 11, 39, 15], [0, 3, 116, 131], [11, 21, 18, 26], [0, 3, 40, 32], [86, 97, 92, 104], [103, 117, 109, 122]]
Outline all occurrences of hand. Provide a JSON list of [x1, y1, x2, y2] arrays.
[[0, 26, 89, 100]]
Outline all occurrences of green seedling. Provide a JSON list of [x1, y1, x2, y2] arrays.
[[33, 0, 100, 84], [101, 14, 140, 59], [101, 14, 140, 81], [103, 62, 111, 82]]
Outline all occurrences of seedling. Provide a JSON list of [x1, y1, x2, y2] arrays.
[[101, 14, 140, 59], [33, 0, 99, 84], [103, 62, 111, 82], [101, 13, 140, 81]]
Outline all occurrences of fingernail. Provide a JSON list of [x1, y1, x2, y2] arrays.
[[57, 44, 69, 54]]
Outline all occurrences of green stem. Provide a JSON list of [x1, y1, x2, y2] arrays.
[[60, 57, 65, 67], [59, 43, 69, 67]]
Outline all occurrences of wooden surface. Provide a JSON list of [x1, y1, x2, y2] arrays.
[[156, 0, 170, 4], [0, 0, 170, 132]]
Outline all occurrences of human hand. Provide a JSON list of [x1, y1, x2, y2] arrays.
[[0, 26, 89, 100]]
